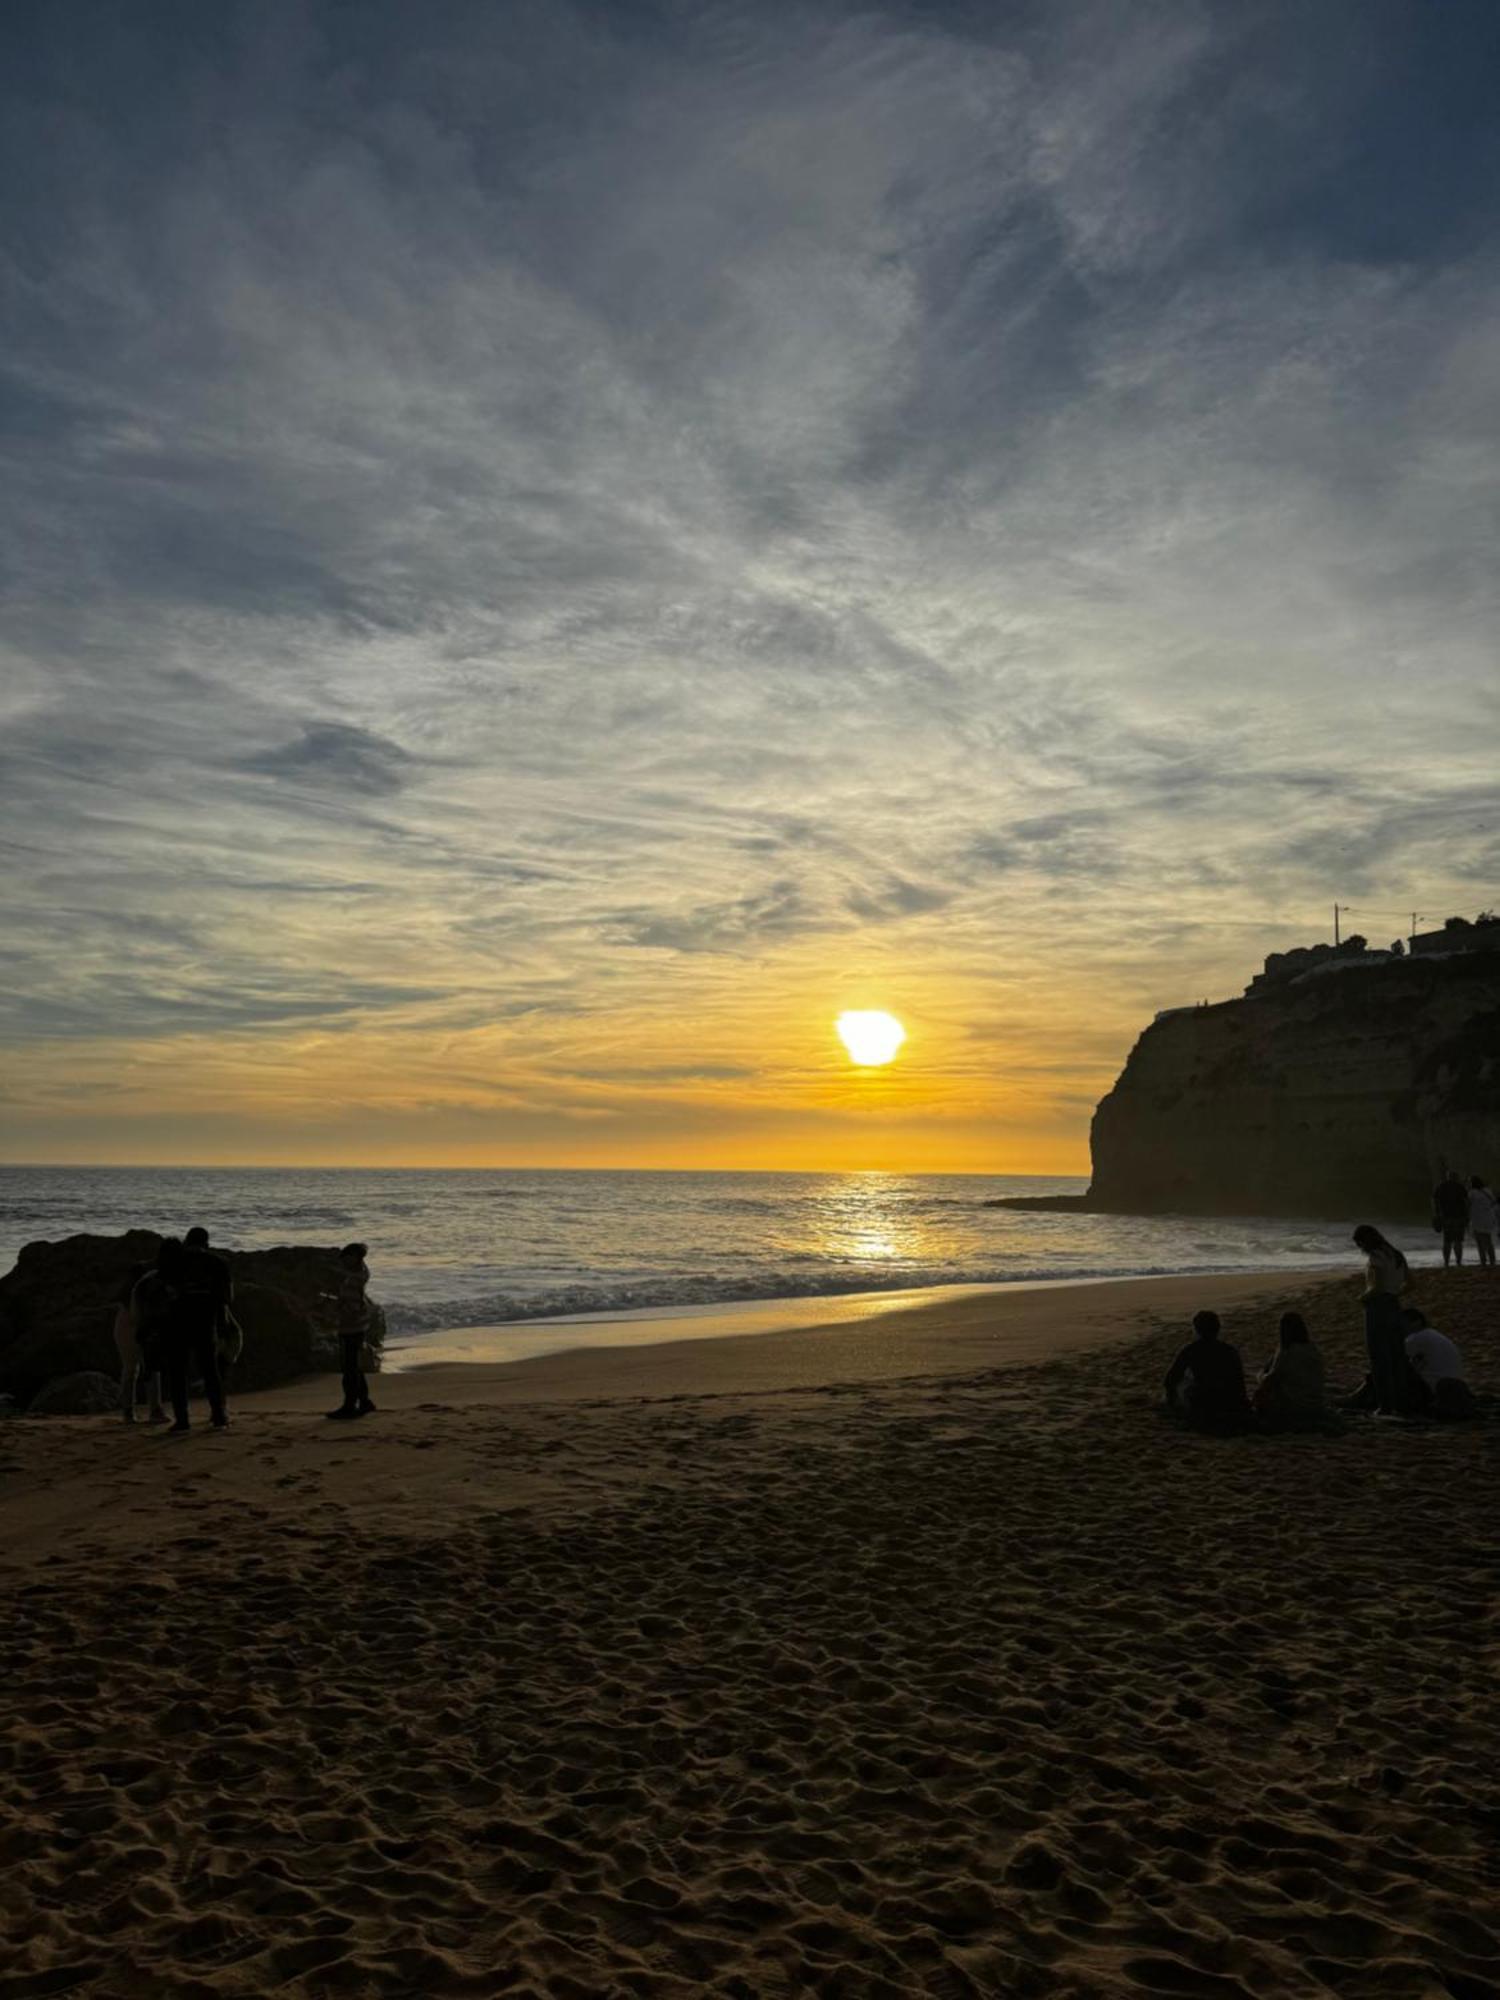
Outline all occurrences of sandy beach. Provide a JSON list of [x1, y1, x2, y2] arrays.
[[3, 1265, 1498, 1998]]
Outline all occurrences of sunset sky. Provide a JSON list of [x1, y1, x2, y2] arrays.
[[3, 0, 1498, 1171]]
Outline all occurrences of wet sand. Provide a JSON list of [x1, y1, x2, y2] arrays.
[[297, 1269, 1320, 1406], [3, 1265, 1498, 1997]]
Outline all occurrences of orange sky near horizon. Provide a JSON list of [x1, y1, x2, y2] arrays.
[[5, 892, 1485, 1175], [4, 945, 1133, 1173]]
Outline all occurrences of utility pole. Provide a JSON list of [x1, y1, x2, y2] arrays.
[[1334, 902, 1348, 945], [1410, 911, 1421, 947]]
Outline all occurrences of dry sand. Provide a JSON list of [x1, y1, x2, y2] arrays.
[[2, 1266, 1498, 1998]]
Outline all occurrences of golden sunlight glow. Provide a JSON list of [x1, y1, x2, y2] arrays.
[[835, 1010, 907, 1066]]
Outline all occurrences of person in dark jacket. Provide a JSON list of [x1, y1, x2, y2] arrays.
[[1433, 1172, 1469, 1267], [1163, 1311, 1252, 1433], [1352, 1224, 1414, 1415], [164, 1233, 231, 1433]]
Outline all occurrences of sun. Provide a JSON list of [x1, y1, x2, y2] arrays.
[[835, 1010, 907, 1066]]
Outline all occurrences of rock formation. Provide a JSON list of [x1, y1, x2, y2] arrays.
[[1087, 947, 1500, 1217], [0, 1233, 384, 1410], [26, 1372, 121, 1416]]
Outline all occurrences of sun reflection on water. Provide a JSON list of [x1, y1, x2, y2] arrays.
[[801, 1173, 943, 1269]]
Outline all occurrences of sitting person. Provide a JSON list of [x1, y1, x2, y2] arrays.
[[1163, 1310, 1252, 1433], [1402, 1307, 1479, 1419], [1254, 1312, 1337, 1432]]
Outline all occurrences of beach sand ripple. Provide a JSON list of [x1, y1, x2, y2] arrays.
[[2, 1271, 1498, 1997]]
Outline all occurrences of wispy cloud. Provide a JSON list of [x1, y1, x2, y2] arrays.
[[2, 0, 1497, 1164], [237, 723, 421, 797]]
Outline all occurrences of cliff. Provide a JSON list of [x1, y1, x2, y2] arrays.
[[0, 1233, 385, 1409], [1087, 951, 1500, 1218]]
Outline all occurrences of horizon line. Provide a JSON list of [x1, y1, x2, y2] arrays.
[[0, 1160, 1089, 1178]]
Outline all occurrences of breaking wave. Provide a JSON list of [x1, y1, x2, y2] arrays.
[[386, 1257, 1253, 1337]]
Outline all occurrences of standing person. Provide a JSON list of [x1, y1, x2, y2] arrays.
[[165, 1233, 231, 1433], [1468, 1176, 1499, 1268], [1352, 1225, 1411, 1416], [1162, 1311, 1252, 1433], [327, 1242, 376, 1421], [116, 1259, 167, 1424], [186, 1227, 245, 1381], [1432, 1171, 1469, 1267]]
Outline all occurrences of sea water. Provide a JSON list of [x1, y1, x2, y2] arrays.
[[0, 1166, 1430, 1364]]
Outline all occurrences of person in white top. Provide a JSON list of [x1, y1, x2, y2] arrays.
[[1468, 1177, 1499, 1268], [1401, 1307, 1478, 1418]]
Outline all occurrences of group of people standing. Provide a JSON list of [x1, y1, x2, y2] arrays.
[[116, 1228, 233, 1431], [1164, 1221, 1481, 1433], [115, 1233, 376, 1430], [1432, 1172, 1500, 1267]]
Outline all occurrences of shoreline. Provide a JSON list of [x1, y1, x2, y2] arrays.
[[381, 1263, 1350, 1376], [272, 1266, 1330, 1412]]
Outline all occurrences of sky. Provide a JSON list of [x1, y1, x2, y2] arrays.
[[2, 0, 1498, 1172]]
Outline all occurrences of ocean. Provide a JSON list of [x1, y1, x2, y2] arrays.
[[0, 1166, 1431, 1366]]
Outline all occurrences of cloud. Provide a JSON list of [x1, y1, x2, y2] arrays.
[[237, 723, 420, 797], [2, 0, 1498, 1162], [609, 881, 817, 955], [845, 877, 953, 922]]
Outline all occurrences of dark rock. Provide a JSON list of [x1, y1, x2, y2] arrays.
[[984, 1194, 1095, 1212], [27, 1371, 121, 1416], [226, 1280, 315, 1391], [1, 1311, 119, 1399], [0, 1234, 383, 1404]]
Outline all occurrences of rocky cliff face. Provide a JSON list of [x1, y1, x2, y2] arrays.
[[1088, 953, 1500, 1217]]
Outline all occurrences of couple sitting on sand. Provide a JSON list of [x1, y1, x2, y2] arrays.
[[1163, 1310, 1339, 1436]]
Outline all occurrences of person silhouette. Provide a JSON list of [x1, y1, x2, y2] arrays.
[[1163, 1310, 1252, 1433], [327, 1242, 377, 1421], [162, 1234, 230, 1433], [117, 1258, 167, 1424], [1352, 1225, 1411, 1417], [1468, 1177, 1498, 1268], [1403, 1306, 1479, 1418], [1433, 1172, 1469, 1267], [1253, 1312, 1333, 1432]]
